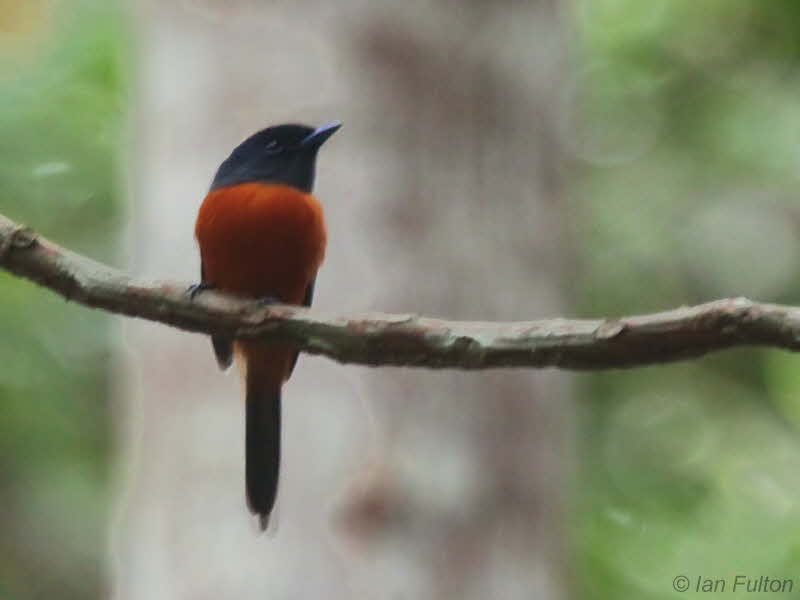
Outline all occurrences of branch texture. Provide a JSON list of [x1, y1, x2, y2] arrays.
[[2, 213, 800, 370]]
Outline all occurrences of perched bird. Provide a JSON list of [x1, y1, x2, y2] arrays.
[[194, 122, 340, 529]]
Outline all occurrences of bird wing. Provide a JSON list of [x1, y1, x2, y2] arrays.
[[202, 260, 234, 370], [287, 278, 315, 377]]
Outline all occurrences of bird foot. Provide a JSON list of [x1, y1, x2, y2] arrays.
[[187, 281, 215, 299]]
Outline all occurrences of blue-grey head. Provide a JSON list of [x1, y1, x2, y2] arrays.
[[210, 121, 341, 193]]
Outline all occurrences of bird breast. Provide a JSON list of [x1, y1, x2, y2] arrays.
[[195, 182, 326, 303]]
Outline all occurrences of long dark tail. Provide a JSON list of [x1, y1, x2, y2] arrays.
[[245, 372, 281, 530]]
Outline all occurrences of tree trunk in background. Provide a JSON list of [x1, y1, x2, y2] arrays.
[[114, 2, 570, 599]]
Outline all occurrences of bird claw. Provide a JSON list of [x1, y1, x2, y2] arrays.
[[187, 281, 215, 299]]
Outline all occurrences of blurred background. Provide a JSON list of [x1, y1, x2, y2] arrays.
[[2, 1, 800, 599]]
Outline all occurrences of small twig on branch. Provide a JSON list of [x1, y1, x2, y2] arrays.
[[1, 212, 800, 370]]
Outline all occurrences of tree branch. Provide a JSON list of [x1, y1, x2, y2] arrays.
[[2, 213, 800, 370]]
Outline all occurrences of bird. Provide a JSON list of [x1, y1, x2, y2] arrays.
[[193, 121, 340, 529]]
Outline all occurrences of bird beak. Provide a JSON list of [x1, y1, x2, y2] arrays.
[[300, 121, 342, 149]]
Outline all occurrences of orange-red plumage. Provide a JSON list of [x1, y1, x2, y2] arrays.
[[196, 182, 326, 385], [196, 182, 326, 303]]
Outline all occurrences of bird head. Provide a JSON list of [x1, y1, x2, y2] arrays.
[[211, 121, 341, 192]]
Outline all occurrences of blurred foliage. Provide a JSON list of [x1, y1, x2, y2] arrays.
[[573, 1, 800, 598], [0, 0, 126, 598]]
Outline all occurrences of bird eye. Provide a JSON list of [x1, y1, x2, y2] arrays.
[[264, 140, 283, 154]]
